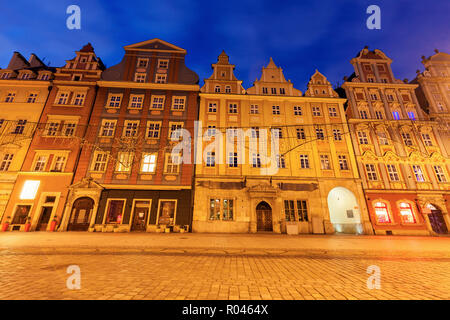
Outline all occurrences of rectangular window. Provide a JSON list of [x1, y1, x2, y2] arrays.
[[223, 199, 234, 221], [297, 200, 308, 221], [250, 104, 259, 114], [328, 107, 338, 117], [296, 128, 306, 140], [134, 73, 146, 83], [141, 153, 157, 173], [284, 200, 295, 221], [279, 88, 285, 95], [370, 93, 378, 100], [375, 110, 383, 119], [277, 155, 286, 169], [386, 94, 395, 101], [52, 156, 66, 172], [106, 200, 125, 224], [252, 153, 261, 168], [73, 93, 85, 106], [100, 120, 116, 137], [251, 127, 259, 139], [123, 121, 139, 137], [355, 92, 365, 100], [407, 111, 416, 120], [320, 155, 331, 170], [33, 155, 48, 172], [312, 106, 321, 116], [169, 122, 183, 140], [208, 102, 217, 113], [209, 199, 221, 220], [387, 164, 400, 181], [293, 106, 302, 116], [392, 111, 400, 120], [155, 74, 167, 83], [412, 165, 425, 182], [228, 152, 238, 168], [92, 152, 108, 172], [157, 200, 176, 225], [146, 121, 161, 139], [206, 152, 215, 167], [12, 205, 32, 224], [172, 97, 185, 110], [333, 129, 342, 141], [338, 155, 349, 170], [0, 154, 14, 171], [401, 133, 413, 146], [5, 93, 16, 103], [358, 131, 369, 144], [107, 94, 122, 108], [299, 154, 310, 169], [378, 132, 389, 145], [137, 58, 148, 68], [365, 164, 378, 181], [63, 123, 77, 137], [315, 127, 325, 140], [271, 88, 277, 94], [272, 105, 280, 115], [151, 95, 165, 109], [46, 122, 60, 136], [165, 153, 180, 174], [157, 59, 169, 69], [434, 166, 447, 182], [13, 120, 27, 134], [228, 103, 238, 114], [359, 110, 368, 119], [262, 87, 268, 94], [206, 126, 216, 137], [116, 152, 134, 172], [422, 133, 433, 146], [27, 93, 38, 103], [272, 128, 282, 139], [129, 95, 144, 109]]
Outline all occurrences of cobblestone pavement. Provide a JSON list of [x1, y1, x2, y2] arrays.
[[1, 233, 449, 300]]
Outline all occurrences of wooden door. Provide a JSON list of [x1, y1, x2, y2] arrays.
[[256, 202, 273, 231], [68, 198, 94, 231], [37, 207, 53, 231], [429, 209, 448, 234]]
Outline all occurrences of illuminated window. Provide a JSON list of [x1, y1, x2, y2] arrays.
[[12, 205, 31, 224], [399, 202, 416, 224], [105, 200, 125, 224], [116, 152, 134, 172], [374, 202, 391, 223], [141, 153, 157, 173], [284, 200, 308, 222], [284, 200, 295, 221], [412, 165, 425, 182], [20, 180, 40, 200], [320, 155, 331, 170], [222, 199, 234, 220], [209, 198, 221, 220]]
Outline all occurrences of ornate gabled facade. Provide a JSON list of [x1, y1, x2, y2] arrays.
[[193, 55, 372, 234], [411, 49, 450, 154], [62, 39, 199, 232], [341, 46, 450, 235], [0, 52, 54, 222], [1, 44, 104, 231]]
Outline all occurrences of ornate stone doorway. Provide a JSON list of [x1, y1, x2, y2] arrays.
[[68, 197, 94, 231], [256, 201, 273, 232]]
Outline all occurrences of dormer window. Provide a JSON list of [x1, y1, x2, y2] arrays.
[[20, 73, 31, 80], [367, 76, 375, 83], [280, 88, 285, 94], [271, 88, 277, 94], [73, 75, 82, 81], [407, 111, 416, 120], [39, 73, 50, 81], [225, 86, 231, 93], [137, 58, 149, 68], [80, 57, 88, 63], [262, 87, 268, 94], [214, 86, 221, 93], [1, 72, 11, 79]]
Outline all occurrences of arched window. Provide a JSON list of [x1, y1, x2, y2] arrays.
[[398, 202, 416, 224], [214, 85, 221, 93], [374, 201, 391, 223], [225, 86, 231, 93]]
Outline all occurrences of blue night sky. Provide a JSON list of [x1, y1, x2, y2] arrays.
[[1, 0, 449, 91]]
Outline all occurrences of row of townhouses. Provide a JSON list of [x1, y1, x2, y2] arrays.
[[0, 39, 449, 235]]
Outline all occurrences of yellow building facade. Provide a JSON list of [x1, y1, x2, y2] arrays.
[[192, 52, 373, 234], [0, 52, 53, 222]]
